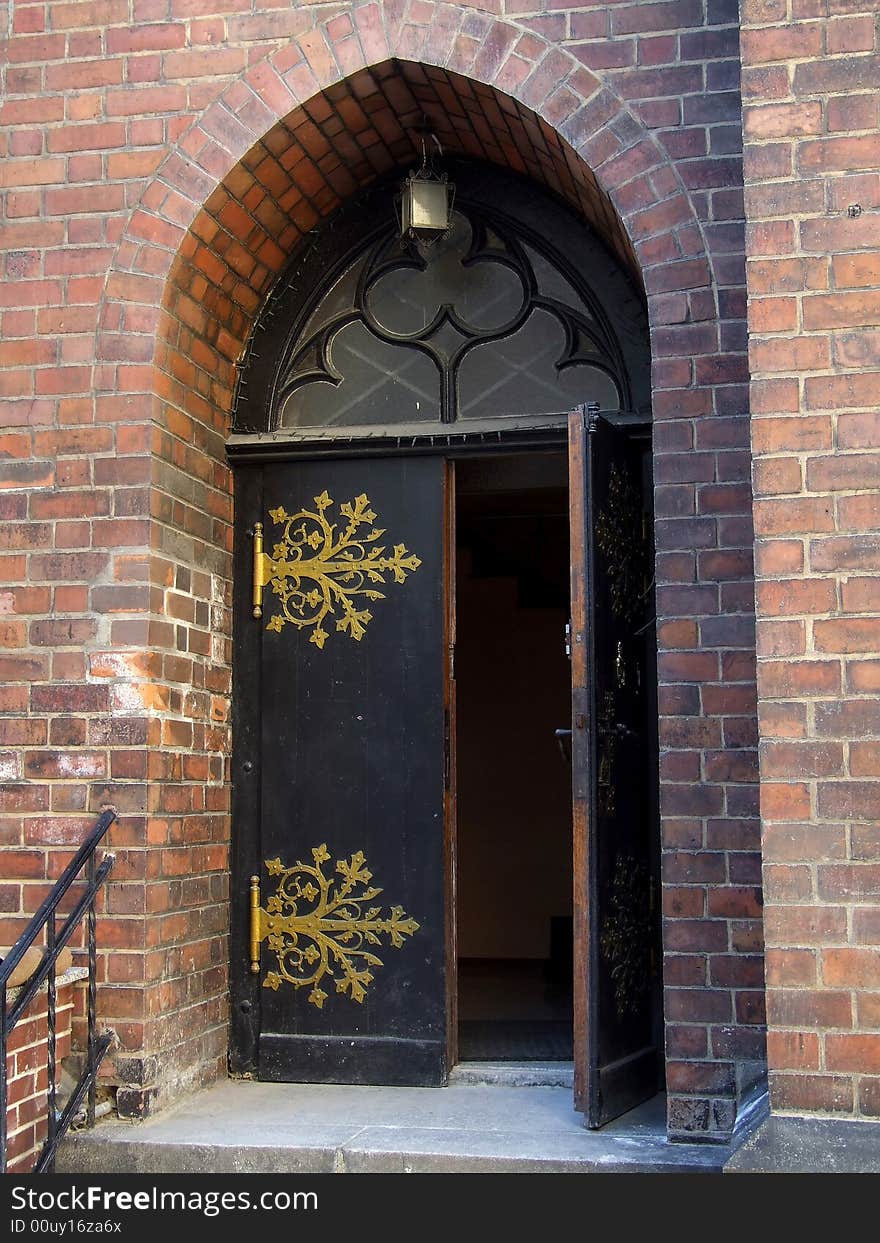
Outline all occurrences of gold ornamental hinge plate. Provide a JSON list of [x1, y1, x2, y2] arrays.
[[252, 491, 421, 650], [249, 844, 420, 1010]]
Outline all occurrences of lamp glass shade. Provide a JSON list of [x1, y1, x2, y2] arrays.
[[400, 176, 451, 241]]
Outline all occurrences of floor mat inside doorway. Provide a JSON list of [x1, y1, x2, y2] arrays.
[[457, 1020, 574, 1061]]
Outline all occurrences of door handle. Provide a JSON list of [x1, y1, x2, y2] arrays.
[[554, 728, 572, 762]]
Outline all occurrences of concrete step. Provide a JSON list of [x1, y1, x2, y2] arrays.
[[57, 1079, 728, 1174], [448, 1061, 575, 1089]]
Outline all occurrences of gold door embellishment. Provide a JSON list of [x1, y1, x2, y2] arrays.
[[250, 844, 420, 1008], [600, 853, 653, 1020], [595, 465, 649, 625], [597, 690, 617, 817], [252, 491, 421, 649]]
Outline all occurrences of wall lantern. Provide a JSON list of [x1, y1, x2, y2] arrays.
[[398, 129, 455, 247]]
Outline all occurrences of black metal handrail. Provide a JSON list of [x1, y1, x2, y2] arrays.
[[1, 807, 116, 1174]]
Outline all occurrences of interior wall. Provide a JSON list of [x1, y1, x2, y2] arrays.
[[456, 463, 572, 961]]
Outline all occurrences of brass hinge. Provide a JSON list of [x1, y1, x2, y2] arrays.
[[249, 874, 262, 974], [251, 522, 276, 619]]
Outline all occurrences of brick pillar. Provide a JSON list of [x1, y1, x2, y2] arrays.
[[742, 3, 880, 1118]]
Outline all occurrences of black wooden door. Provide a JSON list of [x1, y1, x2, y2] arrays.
[[569, 408, 661, 1126], [232, 455, 449, 1086]]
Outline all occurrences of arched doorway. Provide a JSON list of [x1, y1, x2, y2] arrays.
[[228, 161, 662, 1126]]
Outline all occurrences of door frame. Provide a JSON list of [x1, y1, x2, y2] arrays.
[[227, 420, 659, 1102], [228, 430, 570, 1076]]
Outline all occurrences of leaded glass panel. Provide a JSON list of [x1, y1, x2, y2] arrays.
[[274, 206, 628, 431]]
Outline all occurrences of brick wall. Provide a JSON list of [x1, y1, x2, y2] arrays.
[[742, 1, 880, 1119], [4, 977, 79, 1172], [0, 0, 760, 1137]]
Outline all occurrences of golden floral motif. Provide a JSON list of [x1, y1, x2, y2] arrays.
[[256, 491, 421, 648], [595, 465, 649, 625], [597, 690, 617, 817], [600, 853, 653, 1020], [253, 844, 420, 1007]]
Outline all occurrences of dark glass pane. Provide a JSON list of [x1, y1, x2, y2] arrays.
[[297, 250, 368, 343], [525, 244, 597, 323], [458, 308, 621, 419], [367, 213, 526, 337], [274, 205, 625, 431], [279, 320, 440, 427]]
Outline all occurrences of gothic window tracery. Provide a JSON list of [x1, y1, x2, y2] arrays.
[[272, 207, 630, 432]]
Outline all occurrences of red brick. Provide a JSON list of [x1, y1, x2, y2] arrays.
[[47, 123, 127, 154], [848, 661, 880, 694], [816, 700, 880, 739], [45, 59, 124, 90], [757, 578, 837, 617], [771, 1073, 854, 1113], [818, 865, 880, 902], [822, 949, 880, 989], [764, 948, 816, 987], [803, 291, 880, 331], [106, 23, 187, 53], [832, 254, 880, 289], [818, 784, 880, 823], [751, 335, 831, 373], [750, 457, 800, 494], [839, 496, 880, 533], [756, 619, 805, 657], [767, 989, 853, 1029], [799, 134, 880, 175], [812, 536, 880, 572], [805, 373, 880, 411], [854, 909, 880, 945], [826, 15, 876, 54], [815, 620, 880, 655], [851, 743, 880, 777], [761, 783, 811, 822], [826, 1035, 880, 1074], [764, 905, 847, 945], [753, 496, 834, 537], [859, 996, 880, 1028], [762, 743, 844, 780], [707, 887, 763, 919], [744, 101, 822, 139]]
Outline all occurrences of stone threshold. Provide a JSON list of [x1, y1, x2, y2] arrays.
[[58, 1078, 728, 1174], [448, 1061, 575, 1088]]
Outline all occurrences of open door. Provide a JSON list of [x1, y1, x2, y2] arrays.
[[569, 406, 661, 1126], [232, 455, 451, 1086]]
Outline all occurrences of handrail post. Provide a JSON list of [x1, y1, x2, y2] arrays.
[[0, 808, 116, 1174], [1, 983, 7, 1175], [87, 849, 97, 1128], [46, 911, 57, 1172]]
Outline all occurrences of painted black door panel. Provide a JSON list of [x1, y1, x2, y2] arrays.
[[570, 409, 660, 1126], [244, 456, 447, 1086]]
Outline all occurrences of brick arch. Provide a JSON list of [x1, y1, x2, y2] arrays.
[[89, 2, 758, 1143], [96, 2, 718, 450]]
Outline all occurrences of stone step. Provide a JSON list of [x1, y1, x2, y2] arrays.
[[448, 1061, 575, 1089], [57, 1079, 728, 1175]]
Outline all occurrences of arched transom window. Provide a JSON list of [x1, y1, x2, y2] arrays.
[[272, 209, 630, 433], [233, 170, 650, 440]]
